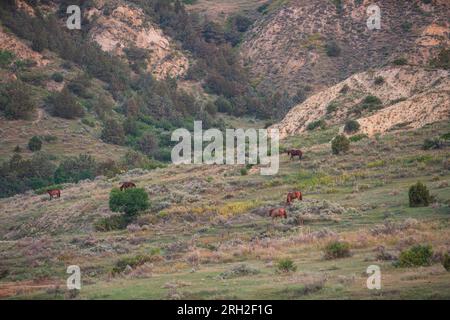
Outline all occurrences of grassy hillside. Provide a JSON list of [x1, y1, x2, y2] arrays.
[[0, 121, 449, 299]]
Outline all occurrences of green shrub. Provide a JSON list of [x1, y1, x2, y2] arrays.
[[349, 134, 368, 142], [325, 41, 341, 57], [393, 57, 408, 66], [109, 188, 149, 218], [54, 154, 97, 184], [401, 21, 412, 32], [344, 120, 360, 133], [137, 133, 159, 156], [67, 76, 92, 99], [51, 72, 64, 83], [409, 181, 432, 207], [326, 102, 339, 114], [0, 80, 35, 120], [0, 50, 15, 67], [324, 241, 351, 259], [19, 70, 48, 85], [363, 95, 382, 106], [353, 95, 383, 114], [397, 245, 433, 267], [422, 138, 442, 150], [331, 135, 350, 155], [28, 136, 42, 152], [14, 59, 36, 71], [374, 76, 385, 85], [430, 48, 449, 70], [219, 264, 260, 279], [47, 87, 84, 119], [307, 119, 326, 131], [40, 135, 58, 143], [101, 119, 125, 145], [215, 96, 233, 114], [94, 215, 129, 232], [240, 168, 248, 176], [81, 118, 95, 128], [442, 253, 450, 271], [112, 255, 153, 274], [277, 258, 297, 273], [339, 84, 350, 94], [441, 132, 450, 141]]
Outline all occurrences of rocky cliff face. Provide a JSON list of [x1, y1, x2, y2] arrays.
[[86, 1, 189, 80], [241, 0, 449, 95], [272, 66, 450, 138]]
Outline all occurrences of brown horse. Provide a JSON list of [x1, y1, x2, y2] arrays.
[[269, 208, 287, 220], [286, 191, 303, 205], [287, 149, 303, 160], [120, 182, 136, 191], [47, 189, 61, 200]]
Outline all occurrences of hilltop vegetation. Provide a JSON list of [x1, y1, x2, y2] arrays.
[[0, 0, 296, 198]]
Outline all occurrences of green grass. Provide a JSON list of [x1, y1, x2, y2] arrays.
[[1, 121, 450, 300]]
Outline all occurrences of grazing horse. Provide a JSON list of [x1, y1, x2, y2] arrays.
[[47, 189, 61, 200], [120, 182, 136, 191], [287, 149, 303, 160], [286, 191, 303, 205], [269, 208, 287, 220]]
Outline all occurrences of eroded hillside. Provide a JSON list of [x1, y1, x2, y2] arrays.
[[86, 1, 189, 79], [272, 66, 450, 138], [241, 0, 450, 94]]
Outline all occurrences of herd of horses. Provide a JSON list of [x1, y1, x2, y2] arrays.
[[46, 148, 305, 220], [46, 182, 137, 199]]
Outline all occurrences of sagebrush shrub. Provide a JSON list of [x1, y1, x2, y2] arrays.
[[409, 182, 432, 207], [94, 215, 129, 232], [307, 119, 326, 131], [397, 245, 433, 267], [324, 241, 351, 259], [112, 255, 152, 274], [277, 258, 297, 273], [422, 138, 442, 150]]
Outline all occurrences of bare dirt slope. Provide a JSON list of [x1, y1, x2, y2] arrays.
[[272, 66, 450, 138], [241, 0, 450, 94]]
